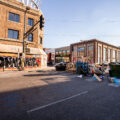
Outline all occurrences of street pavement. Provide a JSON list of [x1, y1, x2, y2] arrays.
[[0, 67, 120, 120]]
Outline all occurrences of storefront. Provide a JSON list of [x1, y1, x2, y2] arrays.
[[55, 55, 70, 63], [0, 44, 47, 70], [55, 46, 70, 63]]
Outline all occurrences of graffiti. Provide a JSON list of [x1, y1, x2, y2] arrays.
[[0, 56, 41, 69], [25, 57, 39, 67]]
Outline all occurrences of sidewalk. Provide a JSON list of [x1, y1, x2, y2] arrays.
[[0, 66, 55, 78]]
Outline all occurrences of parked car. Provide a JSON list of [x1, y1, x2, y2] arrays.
[[55, 62, 67, 71]]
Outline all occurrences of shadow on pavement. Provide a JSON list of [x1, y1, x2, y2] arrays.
[[24, 71, 72, 77], [0, 71, 119, 120], [0, 71, 79, 120]]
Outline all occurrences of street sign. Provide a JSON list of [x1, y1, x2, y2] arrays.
[[22, 53, 25, 58], [25, 48, 30, 54]]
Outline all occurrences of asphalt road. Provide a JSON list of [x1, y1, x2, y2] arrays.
[[0, 67, 120, 120]]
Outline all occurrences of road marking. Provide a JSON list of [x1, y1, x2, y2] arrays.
[[27, 91, 88, 113]]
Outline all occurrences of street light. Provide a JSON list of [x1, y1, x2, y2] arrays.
[[22, 6, 30, 70]]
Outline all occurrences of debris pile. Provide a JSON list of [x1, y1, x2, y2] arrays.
[[66, 63, 76, 73], [66, 61, 120, 84]]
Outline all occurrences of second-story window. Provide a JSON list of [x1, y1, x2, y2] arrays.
[[8, 29, 19, 39], [40, 37, 43, 44], [9, 12, 20, 23], [56, 52, 58, 55], [28, 18, 34, 26], [28, 33, 33, 42], [77, 47, 85, 57], [88, 45, 93, 57]]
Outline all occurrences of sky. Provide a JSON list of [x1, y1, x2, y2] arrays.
[[41, 0, 120, 48]]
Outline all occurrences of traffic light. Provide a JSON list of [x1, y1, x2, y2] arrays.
[[40, 15, 45, 29]]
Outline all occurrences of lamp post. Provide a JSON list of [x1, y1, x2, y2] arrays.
[[22, 6, 30, 70]]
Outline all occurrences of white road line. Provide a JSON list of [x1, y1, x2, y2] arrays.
[[27, 91, 88, 113]]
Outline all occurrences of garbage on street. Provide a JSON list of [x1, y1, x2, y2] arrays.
[[55, 61, 120, 84]]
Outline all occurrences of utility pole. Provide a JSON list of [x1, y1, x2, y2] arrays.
[[22, 6, 30, 70]]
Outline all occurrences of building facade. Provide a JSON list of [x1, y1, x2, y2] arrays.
[[55, 46, 70, 63], [43, 48, 55, 65], [0, 0, 47, 70], [70, 39, 120, 64]]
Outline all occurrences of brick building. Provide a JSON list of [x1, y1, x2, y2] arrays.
[[70, 39, 120, 64], [55, 46, 70, 63], [0, 0, 47, 70]]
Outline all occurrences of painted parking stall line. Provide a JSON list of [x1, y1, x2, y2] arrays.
[[27, 91, 88, 113]]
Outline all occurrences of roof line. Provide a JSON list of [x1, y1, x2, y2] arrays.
[[71, 39, 120, 49]]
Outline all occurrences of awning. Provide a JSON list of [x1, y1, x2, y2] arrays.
[[0, 44, 46, 55], [0, 44, 22, 53]]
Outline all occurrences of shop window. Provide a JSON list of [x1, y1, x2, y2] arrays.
[[28, 33, 33, 42], [9, 12, 20, 23], [0, 57, 4, 68], [8, 29, 19, 39], [28, 18, 34, 26]]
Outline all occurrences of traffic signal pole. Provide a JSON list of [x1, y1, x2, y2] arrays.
[[22, 9, 27, 70], [24, 20, 40, 39], [22, 13, 45, 71], [24, 15, 45, 39]]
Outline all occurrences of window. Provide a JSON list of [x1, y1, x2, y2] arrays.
[[8, 29, 19, 39], [88, 46, 93, 50], [63, 50, 66, 54], [118, 51, 120, 62], [103, 48, 107, 62], [66, 50, 70, 55], [59, 51, 62, 55], [98, 46, 102, 64], [88, 45, 93, 56], [56, 52, 58, 55], [67, 49, 70, 53], [113, 50, 116, 62], [28, 34, 33, 42], [9, 12, 20, 22], [28, 18, 34, 26], [108, 49, 111, 63], [77, 47, 84, 57], [78, 47, 84, 52], [40, 37, 42, 44]]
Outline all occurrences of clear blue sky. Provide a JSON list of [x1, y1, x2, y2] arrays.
[[41, 0, 120, 48]]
